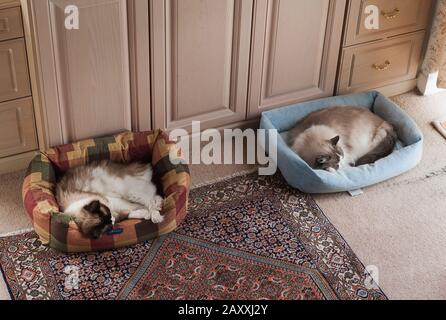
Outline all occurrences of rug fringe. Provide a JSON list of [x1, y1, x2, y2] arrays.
[[0, 228, 34, 238], [191, 167, 259, 189]]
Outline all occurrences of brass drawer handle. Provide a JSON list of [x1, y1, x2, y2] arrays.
[[372, 60, 391, 71], [381, 8, 400, 20]]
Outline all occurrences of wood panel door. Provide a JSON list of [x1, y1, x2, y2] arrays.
[[31, 0, 131, 146], [248, 0, 346, 117], [150, 0, 253, 132]]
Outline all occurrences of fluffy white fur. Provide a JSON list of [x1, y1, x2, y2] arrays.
[[60, 163, 164, 224]]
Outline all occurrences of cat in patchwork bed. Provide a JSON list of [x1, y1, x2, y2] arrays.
[[287, 106, 397, 172], [56, 161, 164, 239]]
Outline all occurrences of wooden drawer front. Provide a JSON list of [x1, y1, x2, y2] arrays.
[[0, 97, 37, 158], [345, 0, 432, 46], [338, 32, 424, 94], [0, 6, 24, 42], [0, 38, 30, 102]]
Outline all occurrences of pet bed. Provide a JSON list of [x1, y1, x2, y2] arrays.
[[22, 130, 190, 252], [260, 91, 423, 193]]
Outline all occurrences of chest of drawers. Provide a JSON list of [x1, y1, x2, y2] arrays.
[[337, 0, 433, 95], [0, 0, 38, 174]]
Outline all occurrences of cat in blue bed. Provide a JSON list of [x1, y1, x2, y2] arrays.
[[287, 106, 397, 172]]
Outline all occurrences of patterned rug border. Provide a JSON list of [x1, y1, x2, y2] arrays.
[[118, 233, 338, 300], [1, 229, 36, 301], [308, 199, 385, 296]]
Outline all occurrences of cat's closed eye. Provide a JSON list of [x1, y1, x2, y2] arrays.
[[316, 155, 330, 164]]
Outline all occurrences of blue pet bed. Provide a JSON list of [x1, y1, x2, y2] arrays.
[[260, 91, 423, 193]]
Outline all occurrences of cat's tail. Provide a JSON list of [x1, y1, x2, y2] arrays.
[[356, 125, 397, 166]]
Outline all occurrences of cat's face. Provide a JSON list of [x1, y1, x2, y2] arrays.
[[74, 200, 113, 238], [307, 136, 344, 171]]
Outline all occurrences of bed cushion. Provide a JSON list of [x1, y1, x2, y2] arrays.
[[260, 91, 423, 193], [22, 130, 190, 252]]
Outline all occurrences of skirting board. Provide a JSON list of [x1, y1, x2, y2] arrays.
[[336, 79, 417, 98], [374, 79, 418, 97], [0, 151, 38, 175]]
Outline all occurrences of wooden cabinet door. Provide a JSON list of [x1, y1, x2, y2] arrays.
[[0, 38, 31, 103], [248, 0, 346, 117], [150, 0, 253, 132], [31, 0, 131, 146], [0, 97, 38, 158]]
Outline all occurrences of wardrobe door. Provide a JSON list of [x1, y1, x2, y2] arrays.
[[150, 0, 253, 132], [248, 0, 346, 117], [31, 0, 131, 146]]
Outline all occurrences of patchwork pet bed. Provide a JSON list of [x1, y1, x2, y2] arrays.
[[22, 130, 190, 252], [260, 91, 423, 193]]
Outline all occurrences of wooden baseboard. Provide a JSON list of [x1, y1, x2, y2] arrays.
[[336, 79, 418, 98], [0, 151, 37, 175], [373, 79, 418, 97]]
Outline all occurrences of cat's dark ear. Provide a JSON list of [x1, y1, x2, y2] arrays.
[[84, 200, 101, 213], [329, 136, 340, 146]]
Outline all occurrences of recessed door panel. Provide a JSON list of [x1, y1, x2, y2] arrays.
[[248, 0, 346, 117], [32, 0, 131, 145], [151, 0, 253, 132]]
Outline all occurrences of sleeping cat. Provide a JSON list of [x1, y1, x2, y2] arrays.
[[56, 161, 164, 238], [287, 106, 397, 171]]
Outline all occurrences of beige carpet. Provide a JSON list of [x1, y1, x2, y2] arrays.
[[1, 90, 445, 299]]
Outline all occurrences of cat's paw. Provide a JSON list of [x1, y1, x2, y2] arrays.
[[150, 210, 164, 224], [153, 195, 163, 211], [128, 208, 150, 220]]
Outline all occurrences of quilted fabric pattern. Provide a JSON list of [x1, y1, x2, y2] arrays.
[[22, 130, 190, 252]]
